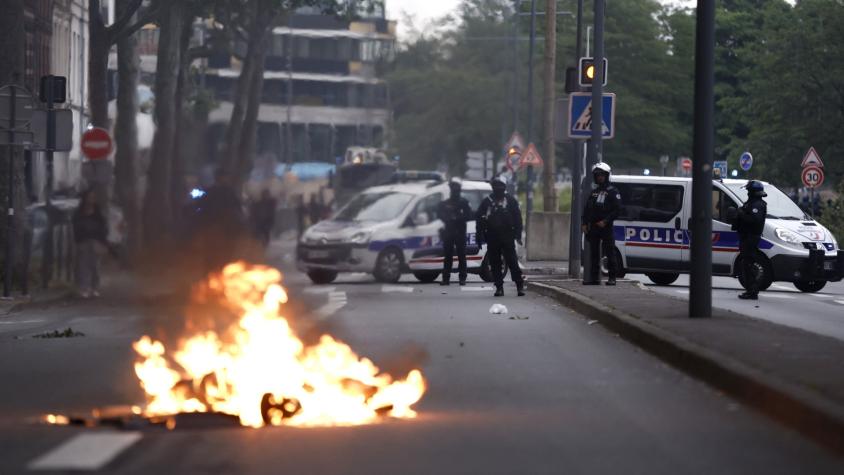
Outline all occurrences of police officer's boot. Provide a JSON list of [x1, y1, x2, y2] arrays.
[[606, 277, 616, 286], [516, 281, 525, 296], [494, 285, 504, 297], [738, 291, 758, 300]]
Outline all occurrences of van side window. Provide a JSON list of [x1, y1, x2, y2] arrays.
[[615, 183, 684, 223], [415, 193, 443, 221], [712, 187, 737, 223]]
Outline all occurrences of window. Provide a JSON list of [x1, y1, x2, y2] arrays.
[[413, 193, 443, 222], [712, 187, 738, 223], [616, 183, 684, 223]]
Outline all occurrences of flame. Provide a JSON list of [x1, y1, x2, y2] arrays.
[[132, 262, 426, 427]]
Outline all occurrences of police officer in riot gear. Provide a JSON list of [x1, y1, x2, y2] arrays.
[[581, 162, 622, 286], [438, 178, 473, 285], [477, 175, 525, 297], [732, 180, 768, 300]]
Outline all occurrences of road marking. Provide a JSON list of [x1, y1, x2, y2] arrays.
[[315, 291, 347, 319], [810, 293, 833, 298], [0, 320, 45, 325], [675, 289, 689, 294], [381, 285, 414, 293], [763, 293, 795, 299], [28, 432, 142, 471], [461, 286, 494, 292], [834, 300, 844, 306], [771, 284, 794, 291], [303, 286, 336, 295]]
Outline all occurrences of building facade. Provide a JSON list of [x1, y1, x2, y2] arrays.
[[204, 5, 396, 165]]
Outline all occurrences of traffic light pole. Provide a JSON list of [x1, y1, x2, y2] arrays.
[[689, 0, 715, 318], [583, 0, 605, 283], [569, 0, 584, 278]]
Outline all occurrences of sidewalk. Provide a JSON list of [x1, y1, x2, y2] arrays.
[[528, 278, 844, 454], [521, 260, 568, 276]]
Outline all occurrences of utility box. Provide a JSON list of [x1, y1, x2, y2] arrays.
[[526, 212, 571, 261]]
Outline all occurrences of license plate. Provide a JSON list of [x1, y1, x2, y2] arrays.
[[824, 261, 834, 271], [308, 250, 331, 259]]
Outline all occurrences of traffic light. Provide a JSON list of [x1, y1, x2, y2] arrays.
[[578, 57, 608, 87]]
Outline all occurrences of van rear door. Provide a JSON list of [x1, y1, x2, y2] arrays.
[[616, 180, 687, 271]]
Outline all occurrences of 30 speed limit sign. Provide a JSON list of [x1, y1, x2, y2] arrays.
[[801, 166, 824, 188]]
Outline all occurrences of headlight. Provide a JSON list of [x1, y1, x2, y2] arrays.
[[349, 231, 371, 244], [775, 228, 802, 245]]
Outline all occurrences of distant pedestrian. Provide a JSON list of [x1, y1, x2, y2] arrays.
[[581, 162, 621, 286], [733, 180, 767, 300], [197, 168, 245, 272], [477, 175, 524, 297], [438, 178, 473, 286], [249, 189, 277, 246], [308, 193, 322, 226], [72, 189, 108, 298]]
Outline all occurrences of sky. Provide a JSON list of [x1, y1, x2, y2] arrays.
[[386, 0, 697, 41]]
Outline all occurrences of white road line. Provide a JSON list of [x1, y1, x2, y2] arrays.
[[28, 432, 142, 471], [328, 291, 347, 302], [315, 291, 347, 319], [834, 300, 844, 306], [763, 293, 795, 299], [381, 285, 414, 293], [771, 284, 794, 291], [461, 286, 494, 292], [810, 293, 833, 298], [675, 290, 689, 294], [0, 320, 45, 325], [303, 286, 336, 295]]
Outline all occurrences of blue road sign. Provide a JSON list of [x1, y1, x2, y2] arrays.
[[568, 93, 616, 139], [714, 160, 727, 178], [739, 151, 753, 171]]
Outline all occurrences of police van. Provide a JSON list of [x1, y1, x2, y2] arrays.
[[297, 179, 494, 284], [609, 176, 843, 292]]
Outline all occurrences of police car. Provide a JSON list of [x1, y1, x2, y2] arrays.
[[297, 180, 494, 284], [608, 176, 843, 292]]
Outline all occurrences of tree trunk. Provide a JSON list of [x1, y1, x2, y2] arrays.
[[88, 0, 110, 128], [170, 8, 195, 218], [541, 0, 557, 212], [0, 0, 28, 291], [236, 17, 273, 181], [142, 0, 184, 248], [114, 0, 142, 257]]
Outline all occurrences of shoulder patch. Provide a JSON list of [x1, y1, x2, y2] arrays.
[[752, 208, 759, 213]]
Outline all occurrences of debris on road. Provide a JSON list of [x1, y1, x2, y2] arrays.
[[489, 304, 508, 314], [509, 315, 529, 320], [33, 328, 85, 339], [587, 320, 599, 326]]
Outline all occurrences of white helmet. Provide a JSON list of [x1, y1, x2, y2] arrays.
[[491, 175, 508, 186], [592, 162, 611, 183]]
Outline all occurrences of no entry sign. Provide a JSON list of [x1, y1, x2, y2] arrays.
[[801, 166, 824, 189], [81, 127, 113, 160]]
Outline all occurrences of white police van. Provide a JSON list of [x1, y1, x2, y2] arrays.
[[609, 176, 843, 292], [297, 179, 494, 284]]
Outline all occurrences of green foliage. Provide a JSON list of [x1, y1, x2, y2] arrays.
[[819, 179, 844, 241]]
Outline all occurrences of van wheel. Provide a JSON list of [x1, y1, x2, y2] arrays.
[[413, 271, 440, 283], [646, 272, 680, 286], [307, 270, 337, 285], [374, 248, 403, 283], [479, 255, 507, 282], [737, 257, 773, 291], [601, 249, 626, 278], [793, 280, 826, 293]]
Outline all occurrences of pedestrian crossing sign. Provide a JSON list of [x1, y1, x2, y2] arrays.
[[568, 92, 615, 139]]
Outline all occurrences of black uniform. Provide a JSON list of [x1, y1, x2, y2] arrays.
[[582, 183, 622, 281], [477, 194, 524, 288], [437, 196, 473, 283], [733, 196, 767, 295]]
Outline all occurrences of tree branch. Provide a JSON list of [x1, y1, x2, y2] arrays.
[[109, 3, 162, 46]]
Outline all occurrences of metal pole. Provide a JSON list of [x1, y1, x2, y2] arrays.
[[689, 0, 715, 318], [568, 0, 584, 278], [42, 76, 56, 289], [541, 0, 557, 213], [583, 0, 605, 283], [810, 187, 815, 218], [526, 0, 537, 143], [512, 0, 519, 135], [4, 87, 16, 298]]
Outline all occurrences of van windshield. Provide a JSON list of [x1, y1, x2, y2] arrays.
[[725, 183, 808, 220], [335, 192, 414, 222]]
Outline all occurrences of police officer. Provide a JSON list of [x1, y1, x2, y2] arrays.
[[732, 180, 767, 300], [581, 162, 622, 286], [438, 178, 473, 286], [477, 176, 525, 297]]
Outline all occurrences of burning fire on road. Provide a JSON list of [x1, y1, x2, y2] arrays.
[[129, 262, 425, 428]]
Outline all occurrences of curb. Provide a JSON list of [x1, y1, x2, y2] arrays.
[[528, 280, 844, 455], [0, 291, 75, 317]]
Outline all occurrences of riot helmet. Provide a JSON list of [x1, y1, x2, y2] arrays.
[[744, 180, 767, 198], [592, 162, 612, 185]]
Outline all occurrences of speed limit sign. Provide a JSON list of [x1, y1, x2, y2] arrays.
[[801, 166, 824, 188]]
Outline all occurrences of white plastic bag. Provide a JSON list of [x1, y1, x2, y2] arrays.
[[489, 304, 509, 315]]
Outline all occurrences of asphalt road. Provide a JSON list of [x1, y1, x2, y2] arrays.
[[629, 274, 844, 342], [0, 265, 842, 473]]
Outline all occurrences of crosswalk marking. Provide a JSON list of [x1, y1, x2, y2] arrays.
[[315, 291, 347, 320], [834, 300, 844, 306], [381, 285, 414, 293], [763, 293, 795, 299], [461, 286, 494, 292], [28, 432, 142, 471], [303, 286, 336, 295]]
